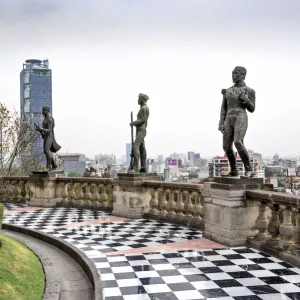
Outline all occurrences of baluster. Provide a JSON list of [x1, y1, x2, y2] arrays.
[[266, 203, 281, 249], [7, 181, 14, 202], [150, 188, 159, 216], [292, 209, 300, 256], [91, 183, 100, 208], [167, 189, 176, 220], [280, 206, 294, 251], [84, 183, 92, 207], [76, 183, 85, 207], [184, 191, 193, 223], [0, 179, 5, 202], [191, 192, 203, 226], [61, 182, 69, 206], [255, 201, 271, 241], [175, 190, 184, 221], [68, 182, 76, 206], [20, 180, 27, 202], [100, 184, 109, 209], [159, 189, 168, 218], [55, 182, 64, 204], [106, 184, 113, 210], [13, 181, 20, 202]]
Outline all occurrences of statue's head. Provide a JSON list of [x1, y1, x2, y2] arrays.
[[138, 93, 149, 105], [232, 66, 247, 83], [42, 106, 50, 116]]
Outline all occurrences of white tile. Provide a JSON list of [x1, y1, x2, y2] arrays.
[[236, 278, 266, 286], [271, 283, 300, 293], [205, 298, 234, 300], [100, 273, 115, 281], [152, 264, 175, 271], [135, 271, 159, 278], [231, 259, 256, 265], [191, 280, 219, 290], [143, 284, 171, 294], [128, 260, 150, 266], [219, 265, 245, 273], [240, 253, 265, 259], [268, 257, 283, 263], [174, 290, 205, 300], [114, 246, 132, 251], [111, 266, 134, 273], [281, 275, 300, 283], [259, 294, 290, 300], [204, 255, 227, 261], [163, 275, 188, 284], [177, 268, 203, 275], [206, 272, 233, 280], [223, 287, 254, 297], [123, 294, 151, 300], [259, 263, 286, 270], [167, 257, 190, 264], [103, 287, 121, 297], [248, 270, 279, 277], [215, 249, 239, 255], [117, 278, 142, 287], [107, 256, 127, 262], [144, 254, 165, 259], [95, 262, 110, 268], [290, 268, 300, 275], [192, 261, 216, 268]]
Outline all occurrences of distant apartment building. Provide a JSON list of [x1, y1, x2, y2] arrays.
[[58, 153, 85, 176], [187, 151, 195, 164], [20, 59, 52, 159], [209, 154, 260, 177]]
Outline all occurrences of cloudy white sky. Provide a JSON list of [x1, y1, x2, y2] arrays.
[[0, 0, 299, 159]]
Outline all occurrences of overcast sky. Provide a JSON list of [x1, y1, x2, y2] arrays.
[[0, 0, 299, 159]]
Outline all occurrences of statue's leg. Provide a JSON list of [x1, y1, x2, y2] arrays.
[[130, 132, 143, 172], [234, 113, 253, 176], [44, 139, 52, 170], [222, 118, 238, 176], [139, 140, 147, 172]]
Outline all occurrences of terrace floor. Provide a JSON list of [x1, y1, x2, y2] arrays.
[[3, 203, 300, 300]]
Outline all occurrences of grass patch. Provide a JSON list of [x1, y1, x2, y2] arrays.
[[0, 234, 45, 300]]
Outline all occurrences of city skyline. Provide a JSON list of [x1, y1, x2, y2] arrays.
[[1, 1, 300, 158]]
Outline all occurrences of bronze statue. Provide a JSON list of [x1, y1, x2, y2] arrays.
[[218, 66, 256, 177], [128, 93, 150, 173], [35, 106, 61, 170]]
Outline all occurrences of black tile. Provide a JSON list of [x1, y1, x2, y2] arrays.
[[270, 269, 298, 276], [140, 277, 165, 285], [229, 271, 254, 279], [97, 268, 113, 274], [120, 286, 146, 295], [250, 258, 274, 264], [130, 244, 147, 249], [259, 276, 289, 284], [285, 293, 300, 300], [148, 259, 169, 265], [184, 274, 210, 282], [173, 263, 195, 269], [110, 261, 130, 267], [168, 282, 196, 291], [91, 257, 108, 263], [132, 265, 154, 272], [101, 280, 118, 288], [215, 279, 242, 288], [114, 272, 137, 280], [157, 269, 181, 277], [239, 264, 265, 271], [199, 267, 223, 273], [224, 254, 246, 260], [233, 296, 262, 300], [185, 256, 207, 262], [213, 260, 235, 266], [279, 262, 294, 268], [199, 288, 229, 298], [149, 292, 178, 299], [162, 253, 183, 258], [234, 248, 256, 254], [201, 251, 218, 256], [126, 255, 146, 261], [247, 285, 279, 294]]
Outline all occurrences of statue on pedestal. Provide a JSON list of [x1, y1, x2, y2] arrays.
[[128, 93, 150, 173], [218, 66, 256, 178], [35, 106, 61, 171]]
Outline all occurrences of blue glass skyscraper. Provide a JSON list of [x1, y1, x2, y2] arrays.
[[20, 59, 52, 158]]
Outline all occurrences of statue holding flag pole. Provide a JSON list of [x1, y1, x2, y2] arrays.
[[128, 93, 150, 173]]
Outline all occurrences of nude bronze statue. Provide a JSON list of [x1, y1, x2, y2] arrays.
[[35, 106, 61, 171], [128, 93, 149, 173], [219, 66, 256, 178]]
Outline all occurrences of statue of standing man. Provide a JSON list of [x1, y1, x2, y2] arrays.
[[218, 66, 256, 178], [35, 106, 61, 171], [128, 93, 149, 173]]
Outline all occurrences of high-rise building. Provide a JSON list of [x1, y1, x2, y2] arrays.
[[194, 153, 200, 160], [126, 143, 132, 166], [20, 59, 52, 156], [187, 151, 195, 163]]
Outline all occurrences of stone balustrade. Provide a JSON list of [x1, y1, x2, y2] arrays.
[[0, 176, 30, 203], [56, 177, 114, 210], [143, 181, 204, 229], [247, 189, 300, 267]]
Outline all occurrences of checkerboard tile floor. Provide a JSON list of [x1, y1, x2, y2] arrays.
[[3, 203, 27, 211], [3, 204, 300, 299]]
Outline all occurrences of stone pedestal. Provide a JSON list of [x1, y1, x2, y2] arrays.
[[204, 177, 263, 247], [112, 173, 159, 218], [28, 171, 63, 207]]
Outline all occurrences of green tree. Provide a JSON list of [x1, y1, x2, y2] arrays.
[[188, 173, 199, 179], [68, 172, 81, 177]]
